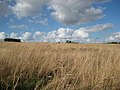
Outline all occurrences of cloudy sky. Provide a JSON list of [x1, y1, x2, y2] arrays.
[[0, 0, 120, 43]]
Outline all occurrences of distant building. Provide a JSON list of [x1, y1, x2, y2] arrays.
[[4, 38, 21, 42]]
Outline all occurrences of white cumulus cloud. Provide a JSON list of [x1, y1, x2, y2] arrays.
[[73, 29, 89, 38], [10, 32, 18, 38], [20, 32, 33, 41], [33, 31, 46, 42], [49, 0, 104, 25], [11, 0, 111, 25], [0, 32, 7, 39], [12, 0, 49, 18], [87, 23, 113, 32], [0, 23, 114, 42], [47, 28, 74, 39], [107, 32, 120, 42]]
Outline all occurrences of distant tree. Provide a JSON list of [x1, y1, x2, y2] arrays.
[[69, 41, 71, 43], [4, 38, 21, 42], [66, 40, 72, 43], [107, 42, 120, 44], [66, 40, 69, 43]]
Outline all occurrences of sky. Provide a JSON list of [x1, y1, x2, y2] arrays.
[[0, 0, 120, 43]]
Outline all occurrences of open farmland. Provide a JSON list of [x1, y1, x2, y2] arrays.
[[0, 42, 120, 90]]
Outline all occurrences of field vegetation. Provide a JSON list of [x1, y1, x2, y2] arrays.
[[0, 42, 120, 90]]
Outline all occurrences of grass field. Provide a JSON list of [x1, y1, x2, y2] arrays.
[[0, 42, 120, 90]]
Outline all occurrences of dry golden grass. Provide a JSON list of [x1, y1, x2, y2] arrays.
[[0, 42, 120, 90]]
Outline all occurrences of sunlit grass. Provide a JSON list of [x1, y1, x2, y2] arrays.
[[0, 42, 120, 90]]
